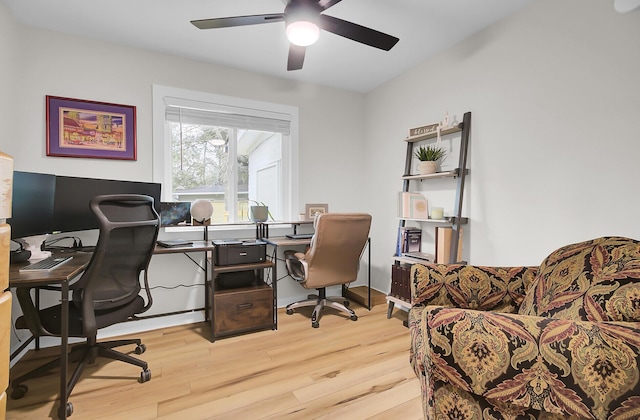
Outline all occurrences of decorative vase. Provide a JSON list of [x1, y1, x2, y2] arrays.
[[249, 205, 269, 222], [417, 161, 437, 175]]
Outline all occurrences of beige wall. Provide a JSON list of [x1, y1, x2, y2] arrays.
[[0, 2, 17, 153], [2, 20, 367, 204], [2, 0, 640, 309], [366, 0, 640, 281], [0, 3, 370, 344]]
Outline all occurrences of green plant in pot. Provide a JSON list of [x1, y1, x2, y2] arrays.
[[414, 145, 447, 175], [248, 200, 273, 222]]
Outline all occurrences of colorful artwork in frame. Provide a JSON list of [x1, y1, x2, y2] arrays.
[[46, 95, 137, 160]]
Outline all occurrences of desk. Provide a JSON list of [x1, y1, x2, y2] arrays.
[[9, 253, 91, 420], [8, 242, 214, 419], [255, 220, 314, 239], [152, 240, 214, 255], [153, 240, 215, 321], [263, 236, 372, 310]]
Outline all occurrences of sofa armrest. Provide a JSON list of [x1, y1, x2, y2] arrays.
[[416, 306, 640, 418], [410, 263, 538, 313]]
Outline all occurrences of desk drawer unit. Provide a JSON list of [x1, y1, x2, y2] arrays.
[[213, 283, 273, 337]]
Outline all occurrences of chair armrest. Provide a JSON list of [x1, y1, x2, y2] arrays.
[[410, 263, 538, 313], [417, 306, 640, 418], [14, 287, 47, 336], [284, 249, 307, 282]]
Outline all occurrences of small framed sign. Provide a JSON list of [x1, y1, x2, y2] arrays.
[[305, 203, 329, 221], [408, 122, 439, 138]]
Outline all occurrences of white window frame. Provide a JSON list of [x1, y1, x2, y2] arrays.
[[152, 85, 299, 223]]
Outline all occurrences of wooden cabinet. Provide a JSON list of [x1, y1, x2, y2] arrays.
[[388, 112, 471, 316], [208, 259, 275, 341], [213, 281, 273, 336], [0, 152, 11, 420]]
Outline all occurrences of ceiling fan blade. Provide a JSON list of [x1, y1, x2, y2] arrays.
[[318, 0, 342, 11], [319, 14, 399, 51], [287, 44, 306, 71], [191, 14, 284, 30]]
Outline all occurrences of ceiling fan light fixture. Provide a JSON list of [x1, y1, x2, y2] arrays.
[[286, 20, 320, 46]]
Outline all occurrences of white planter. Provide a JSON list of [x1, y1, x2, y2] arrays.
[[249, 206, 269, 222], [416, 161, 437, 175]]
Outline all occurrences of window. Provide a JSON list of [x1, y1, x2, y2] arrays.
[[152, 86, 298, 224]]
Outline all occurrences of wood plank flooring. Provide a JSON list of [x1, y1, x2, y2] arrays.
[[7, 303, 423, 419]]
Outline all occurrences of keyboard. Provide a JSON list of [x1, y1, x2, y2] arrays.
[[285, 233, 314, 240], [19, 256, 73, 272]]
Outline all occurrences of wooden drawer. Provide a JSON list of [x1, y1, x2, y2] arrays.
[[213, 284, 273, 336]]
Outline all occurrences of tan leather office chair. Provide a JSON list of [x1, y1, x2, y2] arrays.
[[284, 213, 371, 328]]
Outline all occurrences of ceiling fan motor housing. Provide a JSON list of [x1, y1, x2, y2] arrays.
[[285, 0, 322, 26]]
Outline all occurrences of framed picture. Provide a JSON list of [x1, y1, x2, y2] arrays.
[[305, 203, 329, 221], [46, 95, 137, 160]]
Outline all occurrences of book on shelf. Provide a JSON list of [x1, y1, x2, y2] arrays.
[[403, 228, 421, 253], [390, 264, 411, 302], [397, 192, 428, 220], [395, 226, 422, 256], [435, 226, 463, 263]]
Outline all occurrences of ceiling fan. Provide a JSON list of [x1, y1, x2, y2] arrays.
[[191, 0, 399, 71]]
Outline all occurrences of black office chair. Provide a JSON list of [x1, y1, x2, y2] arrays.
[[11, 194, 160, 417]]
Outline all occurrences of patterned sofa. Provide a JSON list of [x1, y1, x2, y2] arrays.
[[409, 236, 640, 419]]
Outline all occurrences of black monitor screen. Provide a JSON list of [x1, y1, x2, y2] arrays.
[[8, 171, 57, 239], [53, 175, 161, 233], [160, 202, 191, 226]]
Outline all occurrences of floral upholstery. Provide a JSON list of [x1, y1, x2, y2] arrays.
[[409, 236, 640, 419]]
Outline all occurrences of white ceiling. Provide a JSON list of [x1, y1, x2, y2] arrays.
[[4, 0, 533, 93]]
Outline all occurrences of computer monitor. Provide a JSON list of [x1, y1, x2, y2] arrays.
[[8, 171, 56, 240], [53, 175, 161, 233], [160, 202, 191, 226]]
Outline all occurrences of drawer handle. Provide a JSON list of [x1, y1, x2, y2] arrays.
[[237, 303, 253, 310]]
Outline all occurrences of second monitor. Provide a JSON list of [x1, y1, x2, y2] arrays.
[[160, 202, 192, 227]]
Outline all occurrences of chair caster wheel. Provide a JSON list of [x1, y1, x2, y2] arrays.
[[58, 402, 73, 418], [11, 384, 28, 399], [344, 300, 350, 307], [350, 315, 358, 321], [312, 321, 319, 328], [286, 308, 294, 315], [135, 343, 146, 354], [140, 368, 152, 383]]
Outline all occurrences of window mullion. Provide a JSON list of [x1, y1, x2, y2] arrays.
[[227, 128, 238, 223]]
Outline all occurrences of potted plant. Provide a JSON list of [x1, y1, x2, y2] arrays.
[[248, 200, 273, 222], [414, 145, 447, 175]]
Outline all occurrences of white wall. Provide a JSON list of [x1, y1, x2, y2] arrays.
[[0, 4, 371, 352], [0, 1, 17, 154], [4, 0, 640, 343], [365, 0, 640, 292]]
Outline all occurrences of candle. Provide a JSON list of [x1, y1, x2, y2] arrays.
[[431, 207, 444, 220]]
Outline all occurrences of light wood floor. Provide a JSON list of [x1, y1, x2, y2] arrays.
[[7, 303, 423, 419]]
